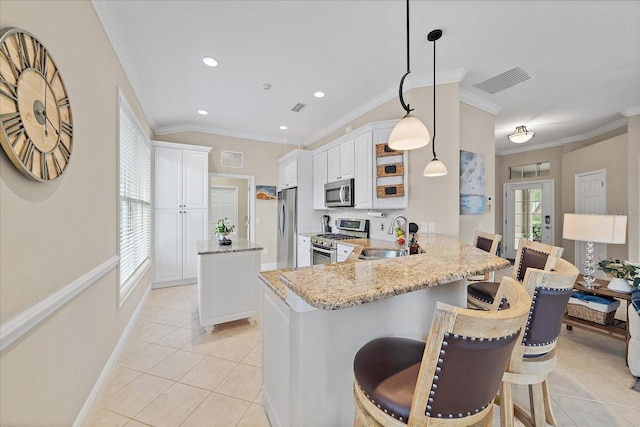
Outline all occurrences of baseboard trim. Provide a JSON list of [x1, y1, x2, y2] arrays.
[[73, 283, 151, 427], [0, 255, 120, 352]]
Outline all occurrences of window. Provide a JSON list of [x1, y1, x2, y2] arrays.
[[118, 91, 151, 303], [509, 161, 550, 179]]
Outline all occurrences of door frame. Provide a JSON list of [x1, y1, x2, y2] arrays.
[[209, 173, 256, 242], [503, 179, 555, 259]]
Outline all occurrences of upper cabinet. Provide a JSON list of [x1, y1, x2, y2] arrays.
[[312, 120, 406, 210], [278, 155, 298, 190], [327, 139, 354, 182], [313, 151, 328, 210]]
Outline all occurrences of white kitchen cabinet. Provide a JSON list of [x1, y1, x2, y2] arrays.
[[297, 235, 311, 267], [152, 141, 211, 288], [353, 132, 373, 209], [327, 139, 354, 182], [337, 243, 354, 262], [278, 155, 298, 189], [312, 151, 327, 210]]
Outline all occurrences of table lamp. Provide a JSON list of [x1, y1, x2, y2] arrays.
[[563, 213, 627, 289]]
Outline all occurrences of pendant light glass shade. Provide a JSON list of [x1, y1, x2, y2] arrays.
[[508, 125, 535, 143], [423, 158, 448, 177], [388, 114, 431, 150]]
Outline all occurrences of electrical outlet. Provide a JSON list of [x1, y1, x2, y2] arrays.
[[263, 247, 269, 254], [428, 222, 435, 232], [420, 222, 428, 232], [255, 217, 262, 224]]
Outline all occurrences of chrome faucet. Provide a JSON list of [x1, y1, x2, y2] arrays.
[[387, 215, 408, 248]]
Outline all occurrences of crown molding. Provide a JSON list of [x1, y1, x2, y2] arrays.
[[459, 89, 502, 115], [623, 105, 640, 117], [497, 117, 629, 155], [154, 123, 288, 145]]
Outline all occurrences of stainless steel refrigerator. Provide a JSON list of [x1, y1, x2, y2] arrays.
[[277, 187, 297, 270]]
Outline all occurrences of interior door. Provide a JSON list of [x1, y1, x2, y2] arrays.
[[575, 170, 607, 269], [210, 186, 238, 238], [503, 180, 555, 259]]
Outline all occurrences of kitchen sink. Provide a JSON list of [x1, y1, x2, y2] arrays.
[[359, 248, 407, 260]]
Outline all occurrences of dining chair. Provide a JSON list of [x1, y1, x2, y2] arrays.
[[467, 239, 564, 310], [497, 257, 579, 427], [353, 275, 531, 426]]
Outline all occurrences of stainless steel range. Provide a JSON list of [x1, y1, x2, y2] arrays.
[[310, 218, 369, 265]]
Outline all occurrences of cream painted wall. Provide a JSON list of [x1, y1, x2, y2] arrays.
[[627, 115, 640, 263], [496, 146, 564, 252], [1, 1, 150, 425], [210, 176, 249, 239], [458, 102, 496, 245], [561, 134, 629, 263], [152, 132, 289, 264]]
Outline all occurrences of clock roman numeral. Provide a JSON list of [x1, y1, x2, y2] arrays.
[[19, 138, 36, 169], [0, 72, 18, 102], [31, 38, 48, 75], [0, 44, 22, 79], [15, 32, 31, 70], [49, 68, 59, 85], [61, 121, 73, 137], [1, 112, 24, 144], [57, 97, 70, 108], [58, 140, 71, 162], [41, 152, 49, 180]]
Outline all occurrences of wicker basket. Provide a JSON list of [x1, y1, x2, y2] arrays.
[[566, 303, 615, 325]]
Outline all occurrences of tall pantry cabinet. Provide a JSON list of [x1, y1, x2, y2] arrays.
[[152, 141, 212, 288]]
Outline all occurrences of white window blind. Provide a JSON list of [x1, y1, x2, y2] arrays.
[[119, 93, 151, 293]]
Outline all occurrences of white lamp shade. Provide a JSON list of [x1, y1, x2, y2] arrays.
[[423, 158, 448, 177], [388, 114, 430, 150], [508, 126, 535, 143], [563, 213, 627, 244]]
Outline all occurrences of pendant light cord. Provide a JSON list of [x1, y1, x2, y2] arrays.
[[398, 0, 413, 114], [432, 33, 437, 159]]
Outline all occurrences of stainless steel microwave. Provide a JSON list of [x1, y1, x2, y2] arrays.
[[324, 178, 354, 208]]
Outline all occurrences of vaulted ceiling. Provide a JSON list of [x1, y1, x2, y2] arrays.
[[93, 0, 640, 154]]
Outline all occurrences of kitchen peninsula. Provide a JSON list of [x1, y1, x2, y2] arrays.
[[259, 234, 510, 427], [197, 239, 263, 333]]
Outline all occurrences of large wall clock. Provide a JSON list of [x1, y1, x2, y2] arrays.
[[0, 28, 73, 182]]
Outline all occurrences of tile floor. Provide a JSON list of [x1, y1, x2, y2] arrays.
[[88, 283, 639, 427]]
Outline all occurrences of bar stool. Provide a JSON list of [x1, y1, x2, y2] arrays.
[[467, 239, 563, 310], [469, 231, 502, 282], [353, 276, 531, 426], [498, 257, 579, 427]]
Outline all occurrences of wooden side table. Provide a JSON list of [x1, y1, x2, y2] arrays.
[[563, 276, 632, 360]]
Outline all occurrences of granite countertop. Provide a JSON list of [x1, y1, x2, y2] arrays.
[[261, 234, 510, 311], [197, 239, 264, 255]]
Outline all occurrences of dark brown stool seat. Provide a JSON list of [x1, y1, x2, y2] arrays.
[[353, 337, 424, 422]]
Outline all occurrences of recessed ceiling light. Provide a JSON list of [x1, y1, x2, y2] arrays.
[[280, 125, 288, 130], [202, 57, 218, 67], [314, 91, 326, 98], [197, 110, 208, 115]]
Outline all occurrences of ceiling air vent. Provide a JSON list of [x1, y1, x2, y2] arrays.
[[291, 102, 306, 112], [220, 150, 243, 168], [473, 67, 532, 94]]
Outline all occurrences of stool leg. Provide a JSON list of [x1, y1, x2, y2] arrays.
[[541, 379, 557, 425], [500, 381, 514, 427], [529, 383, 546, 427]]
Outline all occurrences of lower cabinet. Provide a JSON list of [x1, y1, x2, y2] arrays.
[[297, 235, 311, 267], [262, 287, 291, 427], [337, 243, 354, 262]]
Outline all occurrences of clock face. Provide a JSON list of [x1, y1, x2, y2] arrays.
[[0, 28, 73, 182]]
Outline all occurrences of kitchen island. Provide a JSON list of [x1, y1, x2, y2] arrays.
[[258, 234, 510, 427], [197, 239, 263, 333]]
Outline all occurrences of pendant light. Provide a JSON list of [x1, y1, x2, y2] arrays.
[[388, 0, 430, 151], [423, 29, 447, 177], [508, 125, 535, 143]]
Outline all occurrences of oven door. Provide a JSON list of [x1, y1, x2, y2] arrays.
[[311, 245, 336, 265]]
